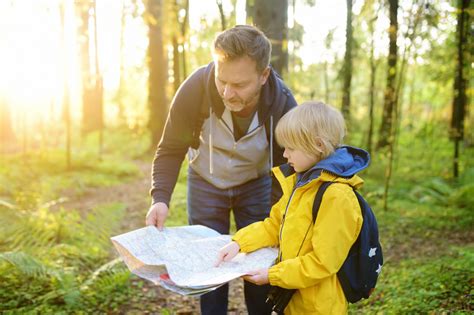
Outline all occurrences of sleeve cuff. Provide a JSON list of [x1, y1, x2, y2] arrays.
[[268, 265, 281, 286]]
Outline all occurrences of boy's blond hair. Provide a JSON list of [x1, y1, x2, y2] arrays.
[[275, 101, 346, 159]]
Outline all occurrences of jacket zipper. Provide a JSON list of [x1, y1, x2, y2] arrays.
[[278, 186, 298, 262]]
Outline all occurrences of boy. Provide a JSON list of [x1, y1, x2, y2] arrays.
[[216, 101, 370, 314]]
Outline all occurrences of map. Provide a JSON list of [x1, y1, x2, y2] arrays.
[[111, 225, 278, 296]]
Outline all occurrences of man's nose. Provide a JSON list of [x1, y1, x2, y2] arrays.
[[223, 85, 234, 99]]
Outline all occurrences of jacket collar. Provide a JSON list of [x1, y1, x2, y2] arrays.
[[273, 146, 369, 192]]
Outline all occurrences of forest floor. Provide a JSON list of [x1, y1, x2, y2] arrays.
[[61, 160, 247, 314], [61, 160, 474, 315]]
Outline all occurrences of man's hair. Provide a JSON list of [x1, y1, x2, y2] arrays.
[[275, 101, 346, 159], [212, 25, 271, 73]]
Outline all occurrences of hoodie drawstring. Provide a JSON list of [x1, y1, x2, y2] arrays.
[[209, 106, 214, 175], [270, 114, 274, 168]]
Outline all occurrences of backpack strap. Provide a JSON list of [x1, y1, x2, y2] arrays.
[[312, 181, 334, 223]]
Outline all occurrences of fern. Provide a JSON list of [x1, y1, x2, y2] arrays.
[[81, 258, 130, 290], [79, 203, 127, 251], [0, 199, 16, 209], [0, 251, 58, 279]]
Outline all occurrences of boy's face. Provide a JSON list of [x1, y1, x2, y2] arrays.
[[214, 55, 270, 117], [283, 147, 319, 173]]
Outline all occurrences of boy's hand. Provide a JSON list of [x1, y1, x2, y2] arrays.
[[215, 241, 240, 267], [243, 269, 269, 285]]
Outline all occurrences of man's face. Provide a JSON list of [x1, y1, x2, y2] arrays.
[[214, 55, 270, 116]]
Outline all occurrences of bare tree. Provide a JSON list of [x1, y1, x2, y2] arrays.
[[92, 0, 104, 157], [341, 0, 353, 123], [254, 0, 289, 77], [144, 0, 168, 149], [77, 1, 102, 135], [377, 0, 398, 150], [451, 0, 470, 178], [323, 29, 335, 104], [116, 0, 128, 126], [216, 0, 226, 31], [172, 0, 189, 92], [60, 0, 71, 169], [366, 4, 381, 154], [0, 99, 15, 149]]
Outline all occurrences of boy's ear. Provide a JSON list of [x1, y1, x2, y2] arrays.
[[315, 137, 323, 148], [315, 137, 325, 153]]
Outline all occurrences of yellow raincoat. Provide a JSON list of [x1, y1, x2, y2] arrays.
[[233, 161, 365, 314]]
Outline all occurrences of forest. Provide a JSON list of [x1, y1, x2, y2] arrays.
[[0, 0, 472, 313]]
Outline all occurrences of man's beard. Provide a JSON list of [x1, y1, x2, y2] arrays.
[[223, 99, 246, 112], [221, 89, 261, 113]]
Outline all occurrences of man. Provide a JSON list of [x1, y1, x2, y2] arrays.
[[146, 25, 297, 315]]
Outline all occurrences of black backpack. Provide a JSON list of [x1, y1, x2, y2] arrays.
[[313, 181, 383, 303]]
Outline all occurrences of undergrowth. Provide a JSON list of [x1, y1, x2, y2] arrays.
[[0, 126, 472, 313]]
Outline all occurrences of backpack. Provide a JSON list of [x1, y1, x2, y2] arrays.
[[312, 181, 383, 303]]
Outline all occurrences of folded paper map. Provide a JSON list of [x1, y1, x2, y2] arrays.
[[111, 225, 278, 296]]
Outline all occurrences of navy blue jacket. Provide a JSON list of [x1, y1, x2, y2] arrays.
[[150, 62, 297, 206]]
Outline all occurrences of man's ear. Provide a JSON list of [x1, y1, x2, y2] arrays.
[[260, 67, 271, 85]]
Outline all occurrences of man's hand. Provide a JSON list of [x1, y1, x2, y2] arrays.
[[243, 269, 269, 285], [215, 241, 240, 267], [145, 202, 169, 231]]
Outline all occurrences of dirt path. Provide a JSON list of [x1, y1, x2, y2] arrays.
[[62, 160, 247, 314]]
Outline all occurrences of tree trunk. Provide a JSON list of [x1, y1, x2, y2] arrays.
[[0, 99, 15, 146], [172, 36, 181, 93], [172, 0, 189, 92], [253, 0, 288, 77], [451, 0, 470, 178], [323, 29, 335, 104], [60, 1, 71, 169], [341, 0, 353, 123], [145, 0, 168, 149], [116, 0, 127, 126], [367, 12, 378, 155], [376, 0, 398, 149], [93, 0, 104, 158], [216, 0, 227, 31], [246, 0, 254, 24], [180, 0, 189, 78], [77, 1, 103, 135]]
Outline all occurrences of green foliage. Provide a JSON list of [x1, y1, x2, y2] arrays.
[[0, 134, 143, 209], [350, 247, 473, 314], [167, 160, 189, 227], [0, 192, 131, 313], [0, 252, 58, 279]]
